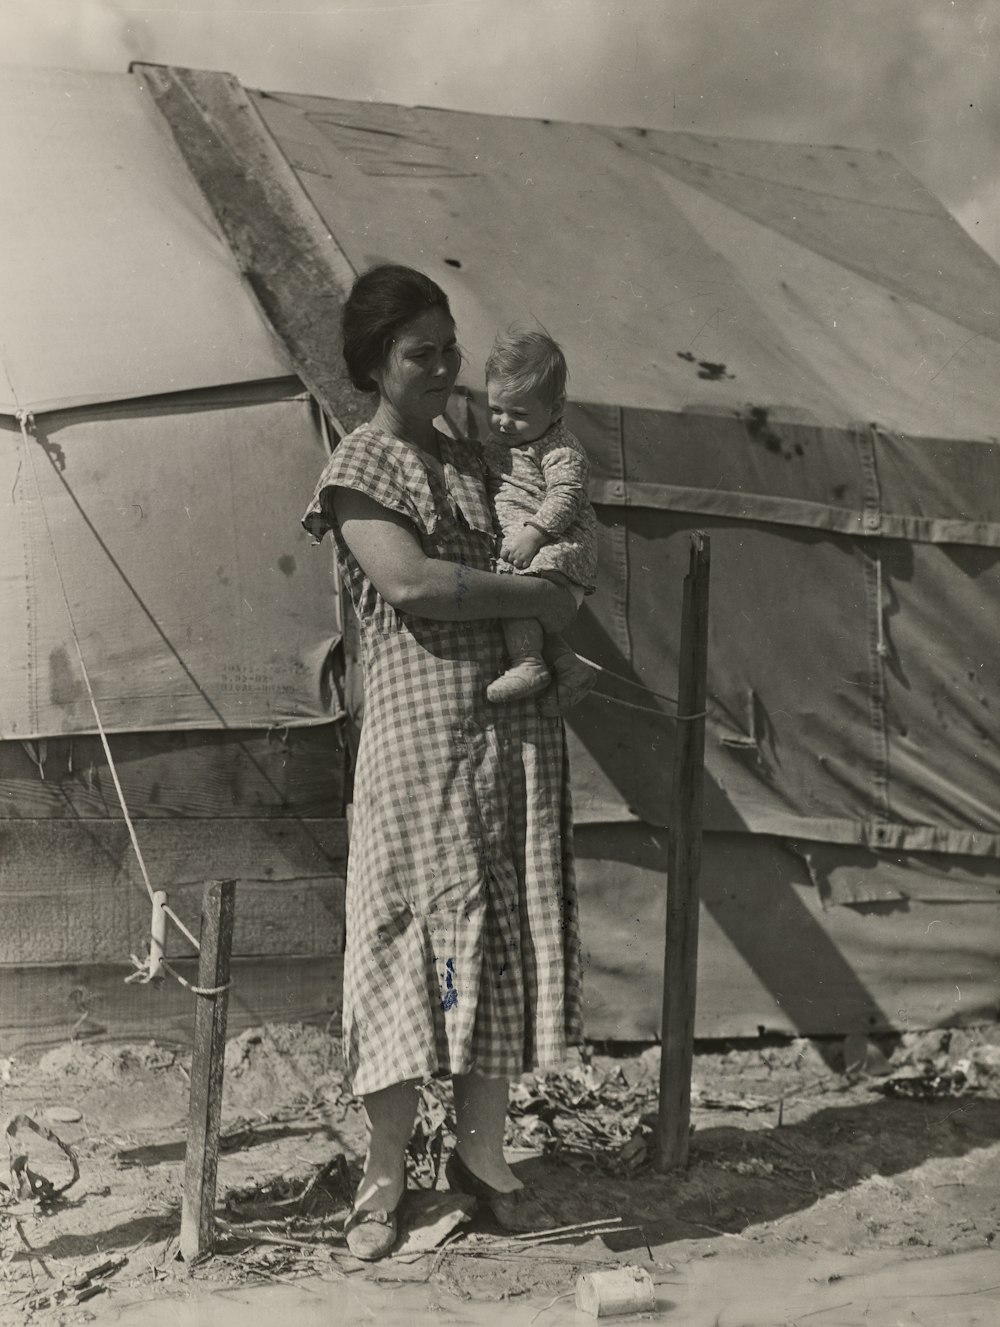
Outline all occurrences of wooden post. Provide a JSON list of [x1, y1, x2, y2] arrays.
[[180, 879, 236, 1261], [656, 533, 710, 1172]]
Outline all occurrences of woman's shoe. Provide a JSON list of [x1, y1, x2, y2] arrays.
[[444, 1150, 556, 1233], [344, 1179, 405, 1261]]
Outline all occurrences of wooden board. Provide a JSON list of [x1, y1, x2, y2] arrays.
[[0, 956, 343, 1055], [0, 818, 346, 964], [0, 727, 346, 820]]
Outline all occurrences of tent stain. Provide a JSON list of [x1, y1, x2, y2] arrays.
[[48, 647, 80, 708], [697, 360, 735, 381], [277, 555, 296, 577], [745, 406, 805, 460], [746, 406, 784, 454], [677, 351, 735, 381]]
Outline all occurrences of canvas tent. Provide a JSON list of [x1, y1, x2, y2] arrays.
[[239, 84, 1000, 1039], [0, 66, 350, 1047], [3, 62, 999, 1049]]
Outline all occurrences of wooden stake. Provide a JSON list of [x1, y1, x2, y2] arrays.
[[180, 879, 236, 1261], [148, 890, 167, 981], [656, 533, 710, 1172]]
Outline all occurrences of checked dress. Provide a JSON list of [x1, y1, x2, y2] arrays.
[[303, 424, 583, 1096]]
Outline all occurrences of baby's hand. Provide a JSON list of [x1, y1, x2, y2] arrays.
[[502, 523, 549, 570]]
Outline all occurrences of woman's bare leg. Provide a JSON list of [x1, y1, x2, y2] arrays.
[[356, 1080, 418, 1211], [452, 1073, 523, 1192]]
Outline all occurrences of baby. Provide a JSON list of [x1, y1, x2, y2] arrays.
[[482, 329, 598, 709]]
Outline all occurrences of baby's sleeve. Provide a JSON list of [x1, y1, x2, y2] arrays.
[[532, 432, 590, 536]]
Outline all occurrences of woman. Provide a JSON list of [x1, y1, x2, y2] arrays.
[[303, 265, 583, 1261]]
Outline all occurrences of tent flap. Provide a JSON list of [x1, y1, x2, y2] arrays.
[[560, 503, 1000, 858], [1, 384, 340, 739]]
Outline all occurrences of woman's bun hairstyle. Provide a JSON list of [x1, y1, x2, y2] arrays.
[[343, 264, 454, 393]]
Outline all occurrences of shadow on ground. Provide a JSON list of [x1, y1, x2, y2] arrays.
[[513, 1091, 1000, 1249], [18, 1209, 181, 1263], [115, 1122, 338, 1168]]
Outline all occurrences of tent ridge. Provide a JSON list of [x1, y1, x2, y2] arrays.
[[134, 63, 371, 436]]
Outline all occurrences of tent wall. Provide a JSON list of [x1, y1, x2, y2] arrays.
[[0, 726, 347, 1051], [0, 66, 356, 1053], [0, 380, 351, 1052], [577, 826, 999, 1042], [1, 384, 342, 739]]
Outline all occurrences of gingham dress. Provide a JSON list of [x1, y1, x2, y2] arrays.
[[303, 424, 583, 1096]]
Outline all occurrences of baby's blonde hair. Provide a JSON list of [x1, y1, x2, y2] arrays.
[[485, 327, 568, 407]]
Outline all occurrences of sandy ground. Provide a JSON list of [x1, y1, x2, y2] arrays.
[[2, 1022, 1000, 1324]]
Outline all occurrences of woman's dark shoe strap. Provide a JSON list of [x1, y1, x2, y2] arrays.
[[444, 1150, 556, 1233]]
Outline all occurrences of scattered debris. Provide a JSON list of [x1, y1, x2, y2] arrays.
[[224, 1155, 351, 1217], [874, 1068, 975, 1101], [716, 1158, 775, 1178], [505, 1065, 659, 1174], [5, 1114, 80, 1206], [224, 1027, 265, 1076], [576, 1265, 655, 1318], [842, 1034, 892, 1079], [394, 1191, 476, 1258], [692, 1087, 773, 1112], [3, 1023, 1000, 1306], [44, 1105, 83, 1125], [18, 1254, 127, 1313]]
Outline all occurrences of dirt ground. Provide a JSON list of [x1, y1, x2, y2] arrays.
[[3, 1022, 1000, 1323]]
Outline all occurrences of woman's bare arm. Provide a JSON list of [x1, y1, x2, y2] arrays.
[[333, 488, 577, 632]]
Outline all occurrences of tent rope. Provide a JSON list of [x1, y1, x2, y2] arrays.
[[18, 409, 155, 904], [575, 653, 679, 707], [17, 409, 229, 998], [574, 654, 705, 719], [594, 690, 706, 721], [125, 952, 231, 996]]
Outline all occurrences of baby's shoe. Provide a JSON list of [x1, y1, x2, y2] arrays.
[[537, 652, 597, 716], [487, 656, 551, 703]]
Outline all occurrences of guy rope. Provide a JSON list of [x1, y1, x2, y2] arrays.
[[16, 407, 231, 999]]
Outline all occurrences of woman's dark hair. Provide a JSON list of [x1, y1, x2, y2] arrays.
[[342, 264, 454, 393]]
